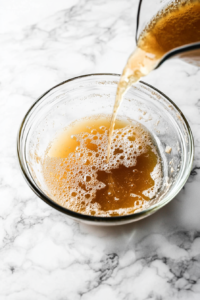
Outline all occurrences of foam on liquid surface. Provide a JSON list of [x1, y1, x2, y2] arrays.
[[42, 116, 162, 216]]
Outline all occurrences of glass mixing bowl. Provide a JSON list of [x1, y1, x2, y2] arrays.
[[17, 74, 194, 225]]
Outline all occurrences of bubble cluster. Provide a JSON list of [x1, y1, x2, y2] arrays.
[[142, 163, 162, 199], [43, 121, 162, 216]]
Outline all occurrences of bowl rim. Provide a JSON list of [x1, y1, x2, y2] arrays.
[[17, 73, 194, 223]]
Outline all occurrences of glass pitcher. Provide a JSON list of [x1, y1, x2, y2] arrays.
[[135, 0, 200, 68]]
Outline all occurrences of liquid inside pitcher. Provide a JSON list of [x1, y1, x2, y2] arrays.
[[136, 0, 200, 68]]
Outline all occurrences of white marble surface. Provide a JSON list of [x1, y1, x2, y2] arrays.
[[1, 0, 200, 299]]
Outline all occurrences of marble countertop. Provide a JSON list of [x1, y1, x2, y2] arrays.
[[1, 0, 200, 299]]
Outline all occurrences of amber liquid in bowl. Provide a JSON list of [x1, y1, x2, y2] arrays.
[[42, 116, 162, 216]]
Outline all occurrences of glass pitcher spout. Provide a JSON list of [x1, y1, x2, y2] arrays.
[[135, 0, 200, 68]]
